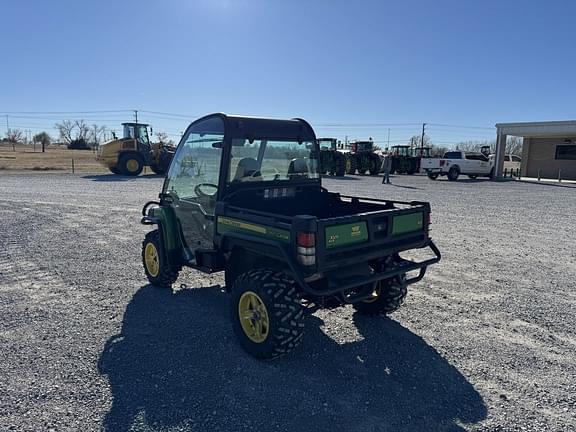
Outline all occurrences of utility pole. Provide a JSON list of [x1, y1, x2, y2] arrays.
[[420, 123, 426, 154], [134, 110, 138, 124], [387, 128, 390, 151], [93, 124, 98, 153]]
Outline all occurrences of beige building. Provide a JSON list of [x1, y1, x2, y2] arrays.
[[494, 121, 576, 180]]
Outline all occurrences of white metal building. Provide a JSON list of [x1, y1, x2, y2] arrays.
[[494, 120, 576, 180]]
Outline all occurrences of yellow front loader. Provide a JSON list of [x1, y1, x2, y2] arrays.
[[97, 123, 174, 176]]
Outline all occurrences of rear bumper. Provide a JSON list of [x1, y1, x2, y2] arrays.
[[298, 240, 441, 297]]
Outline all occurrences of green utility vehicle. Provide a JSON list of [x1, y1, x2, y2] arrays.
[[141, 114, 441, 359], [317, 138, 346, 176]]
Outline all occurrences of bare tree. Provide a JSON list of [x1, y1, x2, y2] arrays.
[[6, 128, 24, 143], [90, 124, 107, 146], [5, 129, 24, 151], [506, 136, 523, 155], [408, 135, 431, 148], [74, 120, 90, 141], [55, 120, 75, 144], [156, 132, 175, 147], [430, 145, 449, 157], [454, 138, 522, 156]]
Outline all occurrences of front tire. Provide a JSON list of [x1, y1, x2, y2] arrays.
[[468, 174, 478, 179], [353, 275, 407, 316], [119, 153, 144, 176], [231, 269, 305, 359], [427, 172, 439, 180], [368, 154, 381, 175], [345, 155, 357, 175], [142, 230, 179, 288], [334, 153, 346, 176]]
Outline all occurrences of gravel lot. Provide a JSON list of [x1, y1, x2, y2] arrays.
[[0, 172, 575, 432]]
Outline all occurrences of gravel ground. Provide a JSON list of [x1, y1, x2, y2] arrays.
[[0, 172, 575, 432]]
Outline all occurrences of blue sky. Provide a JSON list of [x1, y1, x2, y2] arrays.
[[1, 0, 575, 147]]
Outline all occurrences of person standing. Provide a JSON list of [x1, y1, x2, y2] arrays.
[[381, 152, 392, 184]]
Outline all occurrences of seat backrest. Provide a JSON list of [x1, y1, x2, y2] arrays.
[[233, 157, 261, 181], [287, 158, 309, 179]]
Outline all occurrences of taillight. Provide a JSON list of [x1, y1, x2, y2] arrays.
[[439, 160, 445, 167], [297, 232, 315, 247], [297, 232, 316, 266]]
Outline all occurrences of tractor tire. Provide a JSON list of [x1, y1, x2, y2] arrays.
[[109, 166, 121, 175], [119, 153, 144, 176], [150, 163, 168, 175], [368, 154, 381, 175], [427, 172, 439, 180], [142, 230, 179, 289], [334, 153, 346, 176], [407, 160, 418, 175], [357, 154, 370, 175], [345, 155, 357, 175], [231, 269, 305, 359], [447, 166, 460, 181], [353, 275, 407, 316]]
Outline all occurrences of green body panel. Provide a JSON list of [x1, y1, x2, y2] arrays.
[[217, 216, 290, 243], [392, 212, 424, 235], [152, 206, 180, 252], [325, 222, 369, 249]]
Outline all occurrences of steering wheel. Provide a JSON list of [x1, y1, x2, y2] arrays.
[[194, 183, 218, 198]]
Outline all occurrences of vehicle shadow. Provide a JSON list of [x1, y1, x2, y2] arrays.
[[99, 285, 487, 432], [388, 184, 421, 190], [82, 174, 164, 182], [322, 175, 361, 181]]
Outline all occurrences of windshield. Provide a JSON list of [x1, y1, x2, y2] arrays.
[[318, 139, 335, 150], [229, 139, 319, 183]]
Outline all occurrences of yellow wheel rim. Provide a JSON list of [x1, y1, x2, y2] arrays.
[[126, 158, 139, 173], [144, 243, 160, 277], [238, 291, 269, 343]]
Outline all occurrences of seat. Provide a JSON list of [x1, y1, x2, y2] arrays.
[[287, 158, 309, 179], [233, 157, 261, 182]]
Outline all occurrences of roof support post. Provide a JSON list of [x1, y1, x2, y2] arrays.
[[493, 131, 507, 180]]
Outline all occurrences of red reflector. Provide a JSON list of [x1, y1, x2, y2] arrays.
[[297, 232, 315, 247]]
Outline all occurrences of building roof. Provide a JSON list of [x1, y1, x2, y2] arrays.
[[495, 120, 576, 137]]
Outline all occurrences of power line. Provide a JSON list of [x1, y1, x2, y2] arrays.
[[0, 110, 132, 115], [427, 123, 494, 130]]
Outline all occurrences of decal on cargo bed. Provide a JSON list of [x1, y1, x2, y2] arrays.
[[217, 217, 290, 243], [392, 213, 424, 235], [325, 222, 368, 249]]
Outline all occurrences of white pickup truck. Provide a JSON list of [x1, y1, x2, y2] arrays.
[[421, 151, 493, 181]]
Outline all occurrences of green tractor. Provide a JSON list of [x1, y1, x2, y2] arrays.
[[141, 113, 441, 359], [345, 140, 381, 175], [317, 138, 346, 176], [410, 146, 432, 173], [390, 145, 420, 175]]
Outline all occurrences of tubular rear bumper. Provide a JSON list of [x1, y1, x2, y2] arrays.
[[302, 240, 441, 296]]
